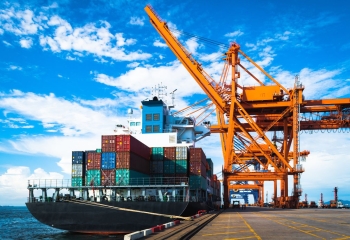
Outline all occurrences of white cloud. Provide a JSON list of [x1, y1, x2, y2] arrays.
[[185, 38, 199, 55], [153, 39, 167, 48], [8, 65, 22, 71], [0, 117, 34, 129], [0, 91, 136, 175], [115, 33, 136, 47], [39, 16, 148, 61], [1, 7, 151, 62], [7, 135, 103, 174], [129, 16, 144, 26], [0, 90, 120, 136], [19, 37, 33, 48], [0, 8, 39, 35], [126, 62, 140, 68], [0, 28, 3, 35], [42, 2, 59, 10], [275, 31, 292, 41], [94, 62, 204, 98], [79, 98, 119, 108], [166, 22, 181, 38], [66, 55, 76, 61], [296, 132, 350, 201], [3, 40, 12, 46], [298, 68, 344, 99], [0, 166, 64, 206], [199, 51, 223, 62], [225, 30, 244, 38]]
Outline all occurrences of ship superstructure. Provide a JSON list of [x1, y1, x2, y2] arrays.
[[115, 95, 210, 147]]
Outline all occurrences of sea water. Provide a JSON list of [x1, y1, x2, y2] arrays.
[[0, 206, 123, 240]]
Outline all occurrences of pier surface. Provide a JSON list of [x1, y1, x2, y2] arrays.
[[146, 207, 350, 239]]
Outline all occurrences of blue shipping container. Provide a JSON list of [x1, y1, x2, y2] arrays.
[[72, 151, 85, 164], [101, 152, 116, 170]]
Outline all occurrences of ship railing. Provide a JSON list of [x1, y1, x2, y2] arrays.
[[114, 177, 189, 186], [27, 177, 189, 188], [27, 179, 72, 188], [26, 194, 191, 203]]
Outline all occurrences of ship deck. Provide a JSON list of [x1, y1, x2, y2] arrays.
[[146, 207, 350, 239]]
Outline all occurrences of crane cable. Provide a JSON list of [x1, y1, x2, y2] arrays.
[[169, 28, 228, 49]]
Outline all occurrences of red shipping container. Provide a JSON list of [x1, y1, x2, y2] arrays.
[[101, 135, 116, 152], [164, 147, 176, 160], [101, 169, 116, 186], [190, 161, 206, 177], [189, 148, 206, 164], [87, 152, 101, 170], [116, 151, 150, 174], [115, 135, 150, 160]]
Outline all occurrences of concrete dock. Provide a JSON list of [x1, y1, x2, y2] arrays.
[[191, 207, 350, 239], [146, 207, 350, 239]]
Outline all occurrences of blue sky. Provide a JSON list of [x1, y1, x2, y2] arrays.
[[0, 0, 350, 206]]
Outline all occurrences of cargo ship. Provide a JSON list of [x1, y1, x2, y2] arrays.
[[26, 89, 221, 234]]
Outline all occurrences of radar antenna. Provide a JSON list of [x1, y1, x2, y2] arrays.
[[168, 89, 177, 109]]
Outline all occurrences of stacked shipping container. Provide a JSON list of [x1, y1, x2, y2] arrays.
[[72, 151, 85, 187], [175, 146, 188, 182], [72, 135, 152, 187], [189, 148, 207, 190], [150, 146, 189, 177], [71, 136, 216, 197]]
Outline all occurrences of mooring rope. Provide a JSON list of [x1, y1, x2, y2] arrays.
[[64, 199, 192, 221]]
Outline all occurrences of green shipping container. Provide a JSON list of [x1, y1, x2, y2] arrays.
[[175, 160, 188, 173], [72, 177, 84, 187], [151, 147, 164, 160], [163, 160, 175, 174], [116, 169, 149, 185], [86, 169, 101, 186], [189, 175, 207, 190], [206, 158, 213, 177]]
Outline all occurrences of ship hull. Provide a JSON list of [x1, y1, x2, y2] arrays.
[[26, 200, 207, 234]]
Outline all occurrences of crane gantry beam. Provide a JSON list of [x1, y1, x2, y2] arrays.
[[145, 5, 350, 209]]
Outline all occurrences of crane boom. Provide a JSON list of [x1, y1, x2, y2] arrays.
[[144, 5, 226, 113]]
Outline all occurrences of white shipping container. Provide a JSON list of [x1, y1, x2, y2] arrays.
[[72, 164, 83, 177]]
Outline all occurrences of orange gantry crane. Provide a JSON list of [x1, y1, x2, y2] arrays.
[[145, 5, 350, 208]]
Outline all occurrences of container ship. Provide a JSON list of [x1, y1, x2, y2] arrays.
[[26, 92, 221, 234]]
